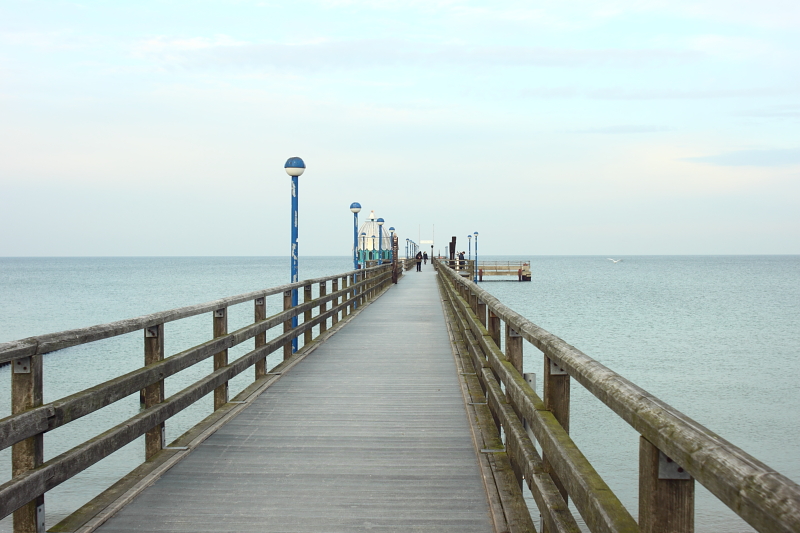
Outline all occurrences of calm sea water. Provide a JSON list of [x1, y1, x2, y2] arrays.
[[0, 256, 797, 532]]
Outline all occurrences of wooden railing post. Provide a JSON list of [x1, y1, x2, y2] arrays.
[[331, 279, 339, 326], [488, 310, 501, 348], [213, 308, 228, 410], [303, 284, 313, 346], [283, 290, 293, 360], [12, 354, 44, 533], [505, 324, 525, 487], [319, 281, 327, 334], [144, 324, 165, 459], [639, 437, 695, 533], [254, 297, 267, 379], [342, 275, 350, 317], [476, 298, 487, 327], [544, 354, 570, 502]]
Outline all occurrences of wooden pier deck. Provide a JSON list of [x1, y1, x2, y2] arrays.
[[94, 267, 494, 532]]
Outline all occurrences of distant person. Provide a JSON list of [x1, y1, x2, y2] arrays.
[[458, 251, 465, 269], [416, 251, 423, 272], [423, 252, 428, 265]]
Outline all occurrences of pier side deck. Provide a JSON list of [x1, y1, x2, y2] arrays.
[[94, 266, 494, 532]]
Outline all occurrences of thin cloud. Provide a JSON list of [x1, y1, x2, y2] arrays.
[[683, 148, 800, 166], [133, 38, 699, 71], [573, 125, 669, 134], [520, 86, 796, 100]]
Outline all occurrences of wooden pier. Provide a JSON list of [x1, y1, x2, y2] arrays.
[[1, 256, 799, 533]]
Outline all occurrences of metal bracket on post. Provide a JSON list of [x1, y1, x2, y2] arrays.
[[658, 451, 691, 480], [509, 327, 522, 338], [214, 308, 225, 318], [37, 503, 45, 533], [549, 359, 568, 376], [145, 326, 159, 338], [255, 297, 265, 306], [13, 356, 32, 374]]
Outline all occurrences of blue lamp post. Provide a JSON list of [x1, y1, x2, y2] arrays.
[[376, 218, 385, 264], [473, 231, 479, 282], [389, 227, 395, 262], [350, 202, 361, 270], [371, 235, 376, 261], [285, 156, 305, 353]]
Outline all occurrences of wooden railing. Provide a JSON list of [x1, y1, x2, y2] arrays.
[[435, 258, 800, 533], [0, 263, 396, 532]]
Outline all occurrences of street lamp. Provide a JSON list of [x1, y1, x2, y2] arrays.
[[360, 232, 366, 264], [350, 202, 361, 271], [376, 218, 385, 264], [468, 234, 472, 261], [473, 231, 479, 282], [371, 235, 377, 261], [389, 227, 395, 262], [285, 156, 305, 353]]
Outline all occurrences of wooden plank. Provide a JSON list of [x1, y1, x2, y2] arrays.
[[437, 264, 800, 533]]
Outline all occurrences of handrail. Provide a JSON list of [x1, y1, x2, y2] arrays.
[[1, 263, 396, 529], [0, 264, 385, 364], [436, 258, 800, 533]]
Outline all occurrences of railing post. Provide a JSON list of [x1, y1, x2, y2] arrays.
[[331, 279, 339, 326], [12, 355, 44, 533], [342, 275, 350, 317], [283, 290, 293, 360], [254, 297, 267, 379], [144, 324, 165, 459], [543, 354, 570, 501], [488, 310, 501, 348], [639, 437, 695, 533], [213, 308, 228, 410], [319, 281, 327, 334], [476, 298, 487, 327], [303, 284, 313, 346], [505, 324, 525, 487]]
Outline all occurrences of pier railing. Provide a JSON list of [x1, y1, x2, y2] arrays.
[[436, 258, 800, 533], [0, 263, 396, 532]]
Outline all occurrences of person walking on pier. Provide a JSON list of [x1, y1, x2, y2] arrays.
[[423, 252, 428, 265], [458, 251, 465, 270], [416, 251, 423, 271]]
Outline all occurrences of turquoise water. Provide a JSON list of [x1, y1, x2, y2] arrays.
[[1, 256, 798, 531]]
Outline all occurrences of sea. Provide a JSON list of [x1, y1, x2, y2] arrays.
[[0, 256, 797, 532]]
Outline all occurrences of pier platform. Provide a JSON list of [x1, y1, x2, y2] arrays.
[[94, 267, 493, 532]]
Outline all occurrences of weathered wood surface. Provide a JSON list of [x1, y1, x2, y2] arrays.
[[438, 260, 800, 533], [92, 267, 493, 533], [439, 266, 635, 533], [0, 277, 384, 452], [0, 266, 385, 364]]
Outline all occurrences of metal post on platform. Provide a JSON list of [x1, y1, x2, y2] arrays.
[[285, 156, 305, 353], [468, 234, 472, 261], [389, 227, 395, 263], [377, 218, 384, 264], [473, 231, 479, 282]]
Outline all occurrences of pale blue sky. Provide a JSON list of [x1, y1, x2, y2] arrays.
[[1, 0, 798, 256]]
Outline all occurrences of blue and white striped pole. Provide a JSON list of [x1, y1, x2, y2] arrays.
[[473, 231, 479, 282], [377, 218, 385, 265], [285, 156, 305, 353], [350, 203, 361, 270]]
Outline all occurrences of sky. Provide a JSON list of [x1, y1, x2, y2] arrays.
[[0, 0, 798, 256]]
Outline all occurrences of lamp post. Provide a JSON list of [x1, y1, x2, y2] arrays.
[[350, 203, 361, 271], [285, 156, 305, 353], [473, 231, 479, 282], [468, 234, 472, 261], [360, 232, 366, 264], [389, 227, 395, 263], [377, 218, 385, 264], [371, 235, 377, 262]]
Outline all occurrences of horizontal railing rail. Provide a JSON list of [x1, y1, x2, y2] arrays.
[[435, 258, 800, 533], [1, 262, 396, 531]]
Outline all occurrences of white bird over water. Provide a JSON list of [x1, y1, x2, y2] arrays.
[[607, 258, 623, 263]]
